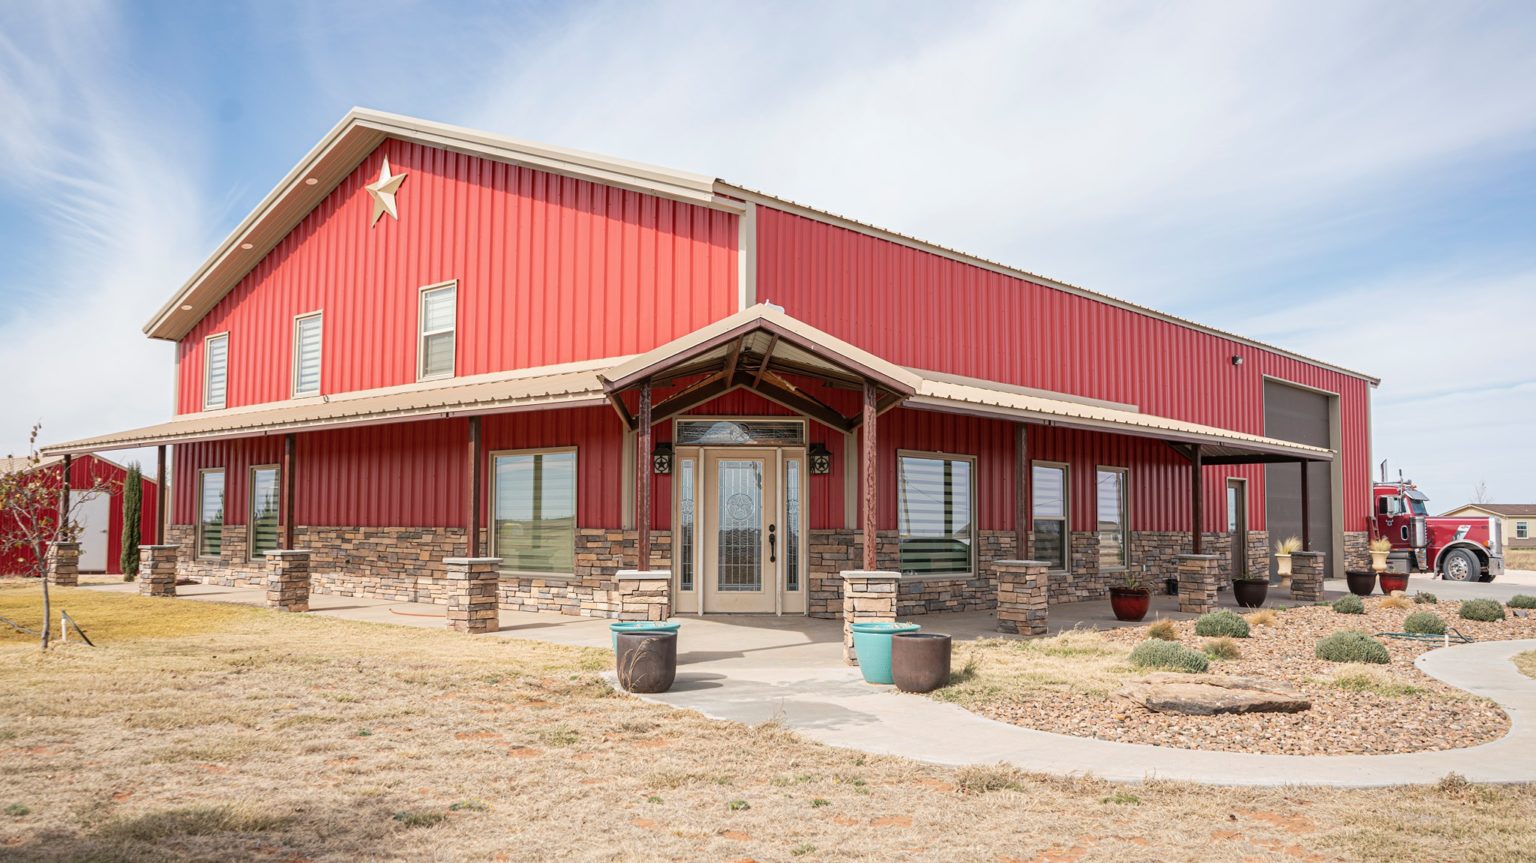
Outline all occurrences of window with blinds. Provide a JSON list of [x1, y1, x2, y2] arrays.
[[204, 333, 228, 410], [1097, 468, 1128, 570], [1032, 463, 1068, 570], [249, 466, 280, 559], [198, 470, 225, 557], [492, 450, 576, 574], [418, 283, 456, 380], [292, 313, 322, 397], [897, 453, 974, 575]]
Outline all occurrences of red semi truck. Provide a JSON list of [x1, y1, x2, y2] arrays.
[[1371, 473, 1505, 582]]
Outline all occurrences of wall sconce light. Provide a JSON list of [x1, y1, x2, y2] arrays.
[[1230, 355, 1244, 366], [652, 442, 673, 475], [809, 442, 832, 475]]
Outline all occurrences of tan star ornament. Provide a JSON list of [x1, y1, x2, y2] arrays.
[[365, 156, 406, 226]]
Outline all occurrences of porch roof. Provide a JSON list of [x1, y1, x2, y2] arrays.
[[39, 360, 613, 456]]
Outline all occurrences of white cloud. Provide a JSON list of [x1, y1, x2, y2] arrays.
[[0, 3, 211, 473]]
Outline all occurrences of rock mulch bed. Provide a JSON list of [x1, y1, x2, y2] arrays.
[[940, 597, 1536, 756]]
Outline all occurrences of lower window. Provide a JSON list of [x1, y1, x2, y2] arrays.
[[1096, 468, 1127, 569], [492, 449, 576, 574], [197, 469, 225, 558], [897, 453, 974, 575], [249, 466, 280, 559], [1032, 463, 1068, 570]]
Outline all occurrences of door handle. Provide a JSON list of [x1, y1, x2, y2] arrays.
[[768, 523, 777, 563]]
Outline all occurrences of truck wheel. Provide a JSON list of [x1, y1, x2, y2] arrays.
[[1440, 548, 1480, 582]]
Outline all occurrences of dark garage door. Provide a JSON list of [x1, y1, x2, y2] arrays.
[[1264, 381, 1334, 576]]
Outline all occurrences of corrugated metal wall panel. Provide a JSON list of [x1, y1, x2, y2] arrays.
[[757, 206, 1372, 531], [175, 139, 737, 414], [1, 456, 159, 576]]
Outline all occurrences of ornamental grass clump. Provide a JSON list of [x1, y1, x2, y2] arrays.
[[1145, 619, 1178, 641], [1331, 595, 1364, 615], [1244, 609, 1278, 627], [1202, 637, 1242, 660], [1459, 599, 1506, 622], [1403, 611, 1447, 635], [1316, 631, 1390, 664], [1508, 595, 1536, 610], [1380, 592, 1412, 610], [1414, 592, 1438, 605], [1129, 639, 1209, 674], [1193, 610, 1250, 638]]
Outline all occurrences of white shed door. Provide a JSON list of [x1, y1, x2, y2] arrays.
[[71, 491, 110, 572]]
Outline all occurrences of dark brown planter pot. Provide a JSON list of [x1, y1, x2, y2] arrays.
[[1379, 573, 1409, 595], [1346, 570, 1377, 597], [891, 632, 952, 693], [616, 631, 677, 694], [1109, 588, 1151, 622], [1233, 578, 1269, 608]]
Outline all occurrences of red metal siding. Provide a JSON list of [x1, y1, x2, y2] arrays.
[[0, 455, 160, 576], [175, 139, 737, 413], [757, 207, 1372, 531]]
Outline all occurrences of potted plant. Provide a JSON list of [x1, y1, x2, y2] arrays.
[[1109, 572, 1152, 622], [1273, 536, 1302, 589], [1369, 537, 1393, 573], [1232, 573, 1269, 608]]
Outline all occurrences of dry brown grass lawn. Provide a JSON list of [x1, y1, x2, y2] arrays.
[[2, 585, 1536, 862], [1518, 651, 1536, 681]]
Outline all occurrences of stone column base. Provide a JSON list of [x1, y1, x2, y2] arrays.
[[45, 542, 79, 587], [616, 570, 672, 621], [1176, 554, 1219, 614], [994, 560, 1049, 635], [444, 557, 501, 634], [139, 545, 178, 597], [264, 550, 312, 613], [1290, 551, 1325, 603], [841, 570, 898, 666]]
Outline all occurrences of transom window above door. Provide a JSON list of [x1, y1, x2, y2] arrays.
[[675, 419, 805, 446]]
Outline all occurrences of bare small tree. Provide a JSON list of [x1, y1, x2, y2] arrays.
[[1472, 480, 1490, 505], [0, 425, 115, 649]]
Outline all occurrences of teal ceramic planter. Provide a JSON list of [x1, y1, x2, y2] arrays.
[[850, 621, 921, 684], [609, 621, 681, 651]]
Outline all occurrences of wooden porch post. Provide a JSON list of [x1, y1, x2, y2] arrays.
[[1014, 423, 1028, 556], [154, 445, 166, 545], [59, 454, 72, 533], [637, 380, 653, 571], [862, 380, 877, 570], [280, 434, 295, 550], [466, 417, 483, 558], [1190, 444, 1203, 554], [1300, 460, 1311, 551]]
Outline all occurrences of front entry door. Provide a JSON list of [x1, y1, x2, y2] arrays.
[[702, 449, 778, 613]]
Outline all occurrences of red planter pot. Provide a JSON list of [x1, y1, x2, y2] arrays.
[[1379, 573, 1409, 595], [1109, 588, 1151, 622]]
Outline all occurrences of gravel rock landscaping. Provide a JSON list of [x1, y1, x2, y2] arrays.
[[933, 596, 1536, 756]]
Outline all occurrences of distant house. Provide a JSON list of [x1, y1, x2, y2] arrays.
[[1441, 504, 1536, 549], [0, 454, 160, 575]]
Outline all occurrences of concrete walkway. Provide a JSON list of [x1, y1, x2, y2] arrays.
[[89, 581, 1536, 786]]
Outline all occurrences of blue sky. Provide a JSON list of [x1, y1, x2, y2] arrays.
[[1, 0, 1534, 509]]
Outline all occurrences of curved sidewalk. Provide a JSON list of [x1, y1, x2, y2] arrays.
[[636, 638, 1536, 787]]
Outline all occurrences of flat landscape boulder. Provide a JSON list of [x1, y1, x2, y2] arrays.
[[1116, 673, 1311, 715]]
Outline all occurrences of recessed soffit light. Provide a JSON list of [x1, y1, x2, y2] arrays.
[[181, 304, 193, 311], [304, 177, 319, 186], [241, 242, 254, 250]]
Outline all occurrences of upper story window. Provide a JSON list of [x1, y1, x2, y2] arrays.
[[203, 333, 229, 410], [897, 452, 975, 576], [418, 282, 457, 380], [292, 312, 322, 398]]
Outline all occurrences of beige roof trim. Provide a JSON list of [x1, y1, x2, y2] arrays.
[[143, 108, 728, 342], [716, 182, 1380, 386], [40, 360, 616, 456]]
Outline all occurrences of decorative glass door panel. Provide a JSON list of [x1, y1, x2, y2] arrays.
[[702, 450, 778, 613]]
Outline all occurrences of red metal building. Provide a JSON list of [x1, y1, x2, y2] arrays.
[[45, 109, 1374, 618], [1, 454, 159, 576]]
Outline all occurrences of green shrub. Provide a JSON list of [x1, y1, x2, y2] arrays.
[[1459, 599, 1506, 622], [1129, 639, 1209, 673], [1403, 611, 1446, 635], [1331, 595, 1365, 615], [1414, 592, 1438, 605], [1316, 631, 1390, 664], [1202, 637, 1242, 660], [1508, 595, 1536, 610], [1193, 610, 1250, 638]]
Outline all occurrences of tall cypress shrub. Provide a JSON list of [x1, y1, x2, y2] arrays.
[[120, 463, 142, 581]]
